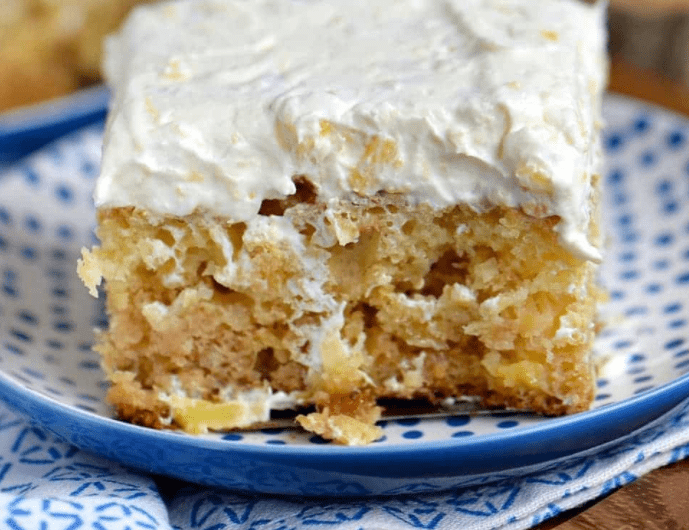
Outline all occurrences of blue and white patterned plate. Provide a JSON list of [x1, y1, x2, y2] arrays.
[[0, 94, 688, 496]]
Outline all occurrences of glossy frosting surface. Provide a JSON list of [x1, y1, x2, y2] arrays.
[[97, 0, 607, 259]]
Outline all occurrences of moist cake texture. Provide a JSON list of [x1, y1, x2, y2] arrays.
[[79, 0, 607, 444]]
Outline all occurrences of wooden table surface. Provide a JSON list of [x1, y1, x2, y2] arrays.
[[535, 59, 689, 529]]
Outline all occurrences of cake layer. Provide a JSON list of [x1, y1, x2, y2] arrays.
[[96, 0, 607, 260], [80, 194, 602, 444]]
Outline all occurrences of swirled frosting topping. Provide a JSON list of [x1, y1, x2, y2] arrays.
[[97, 0, 607, 260]]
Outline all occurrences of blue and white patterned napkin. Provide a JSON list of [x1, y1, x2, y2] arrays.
[[0, 397, 686, 530]]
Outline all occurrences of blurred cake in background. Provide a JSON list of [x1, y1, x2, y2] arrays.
[[3, 0, 688, 114], [0, 0, 152, 112]]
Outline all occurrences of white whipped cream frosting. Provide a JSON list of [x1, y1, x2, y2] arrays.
[[97, 0, 607, 260]]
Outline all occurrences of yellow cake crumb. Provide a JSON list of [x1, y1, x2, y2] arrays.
[[80, 197, 602, 444]]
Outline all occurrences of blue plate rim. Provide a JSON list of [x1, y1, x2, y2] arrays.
[[0, 85, 109, 164], [0, 84, 109, 135]]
